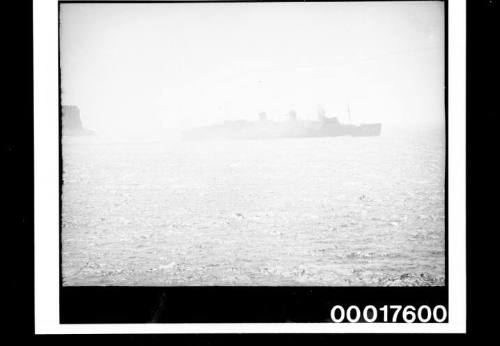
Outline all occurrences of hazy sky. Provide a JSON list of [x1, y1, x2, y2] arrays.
[[60, 1, 444, 137]]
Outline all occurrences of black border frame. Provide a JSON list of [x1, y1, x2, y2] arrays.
[[58, 0, 450, 324]]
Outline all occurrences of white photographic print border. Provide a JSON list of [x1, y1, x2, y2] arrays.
[[34, 0, 466, 334]]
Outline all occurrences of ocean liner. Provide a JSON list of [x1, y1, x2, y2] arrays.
[[182, 106, 381, 140]]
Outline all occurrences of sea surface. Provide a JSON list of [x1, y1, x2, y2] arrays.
[[62, 128, 445, 286]]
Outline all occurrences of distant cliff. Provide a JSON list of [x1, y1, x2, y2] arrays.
[[61, 105, 94, 136]]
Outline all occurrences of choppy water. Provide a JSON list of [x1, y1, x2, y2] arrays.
[[62, 128, 445, 286]]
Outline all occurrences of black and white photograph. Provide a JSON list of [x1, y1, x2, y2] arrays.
[[59, 1, 446, 288], [17, 0, 477, 333]]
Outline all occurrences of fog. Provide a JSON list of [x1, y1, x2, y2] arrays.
[[60, 1, 444, 139]]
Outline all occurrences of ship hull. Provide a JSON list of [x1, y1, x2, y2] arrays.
[[182, 122, 381, 140], [350, 123, 382, 137]]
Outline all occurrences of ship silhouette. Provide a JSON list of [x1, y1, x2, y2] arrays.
[[182, 106, 381, 140]]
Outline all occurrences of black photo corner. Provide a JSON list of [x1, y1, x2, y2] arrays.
[[4, 0, 496, 337]]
